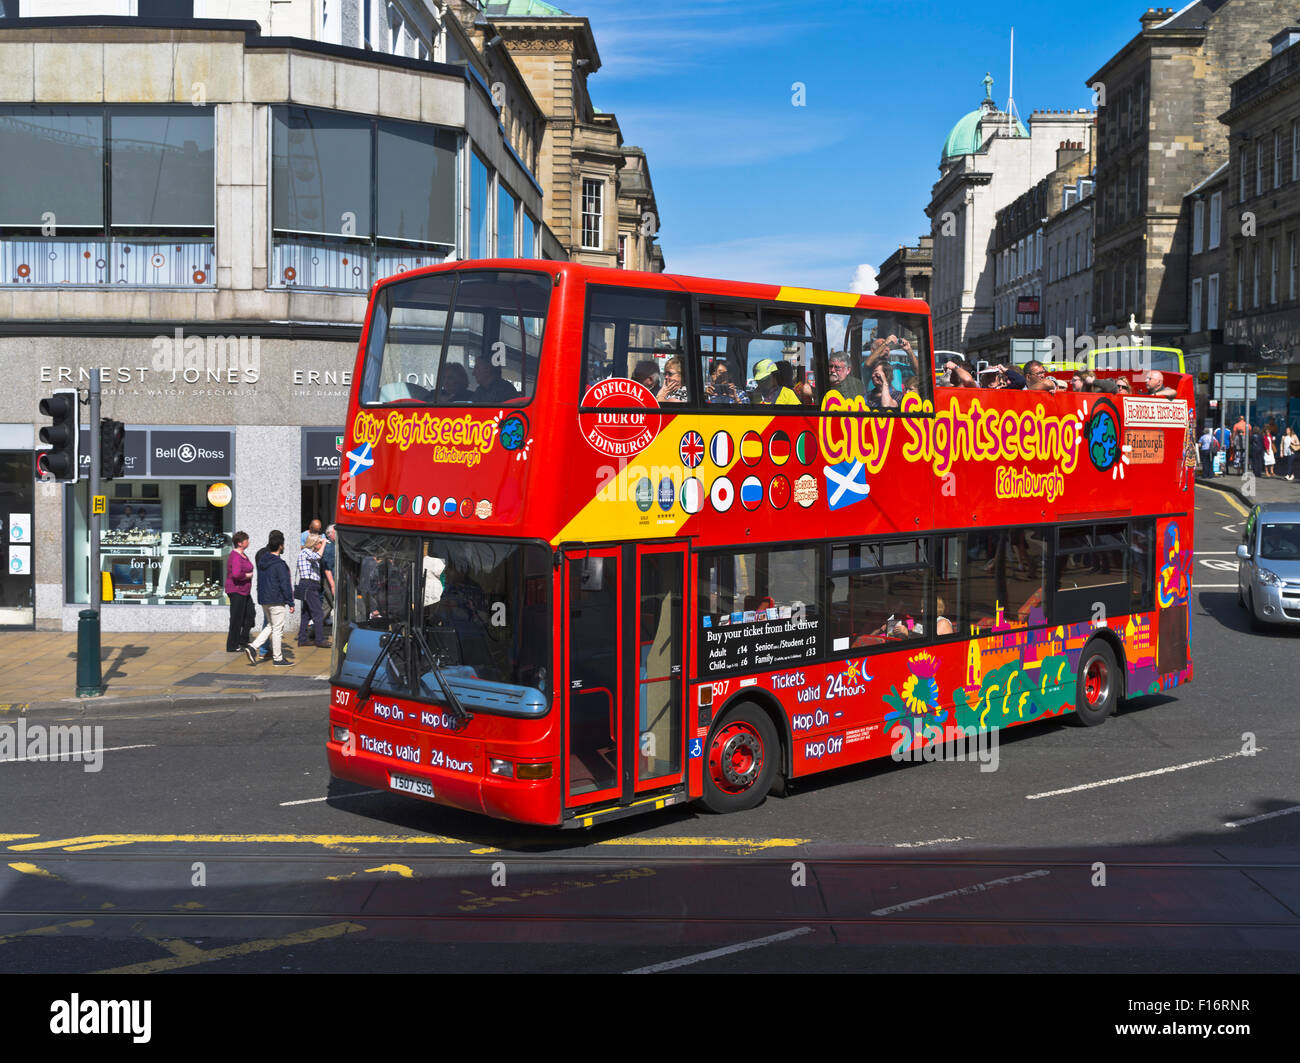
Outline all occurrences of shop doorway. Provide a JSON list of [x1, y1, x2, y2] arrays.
[[0, 452, 35, 628]]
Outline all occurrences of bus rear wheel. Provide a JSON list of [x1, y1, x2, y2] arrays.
[[699, 704, 779, 814], [1071, 640, 1119, 727]]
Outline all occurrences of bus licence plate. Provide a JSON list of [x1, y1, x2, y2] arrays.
[[390, 774, 434, 799]]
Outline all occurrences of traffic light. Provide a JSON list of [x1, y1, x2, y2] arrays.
[[37, 388, 79, 482], [100, 418, 125, 480]]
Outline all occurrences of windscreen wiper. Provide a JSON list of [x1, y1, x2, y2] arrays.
[[414, 627, 472, 726]]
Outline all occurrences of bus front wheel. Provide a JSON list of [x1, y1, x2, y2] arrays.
[[1072, 640, 1119, 727], [699, 704, 779, 814]]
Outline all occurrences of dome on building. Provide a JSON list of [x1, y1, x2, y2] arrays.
[[940, 74, 1027, 162]]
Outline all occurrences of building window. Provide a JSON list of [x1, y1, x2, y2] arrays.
[[1240, 147, 1248, 203], [469, 151, 490, 260], [581, 178, 603, 251], [1190, 277, 1202, 333], [1271, 237, 1279, 304], [617, 233, 627, 269], [271, 107, 458, 289], [1207, 273, 1219, 330], [1276, 131, 1283, 189], [1253, 245, 1261, 308], [1236, 254, 1244, 310], [1192, 199, 1204, 255], [496, 181, 518, 257], [1208, 191, 1221, 250], [0, 106, 214, 287], [1294, 120, 1300, 184], [1257, 140, 1265, 197], [521, 211, 537, 259], [1291, 232, 1297, 301]]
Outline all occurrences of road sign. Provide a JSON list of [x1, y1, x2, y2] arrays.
[[92, 495, 106, 515], [1213, 372, 1256, 401]]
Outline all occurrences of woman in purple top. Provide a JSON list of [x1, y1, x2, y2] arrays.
[[225, 531, 255, 652]]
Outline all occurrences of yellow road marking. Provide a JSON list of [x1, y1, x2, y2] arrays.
[[0, 919, 93, 944], [9, 833, 811, 853], [7, 861, 58, 879], [146, 937, 207, 960], [1214, 511, 1229, 517], [325, 863, 416, 882], [0, 835, 39, 842], [0, 704, 29, 714], [96, 921, 365, 974], [172, 901, 204, 910]]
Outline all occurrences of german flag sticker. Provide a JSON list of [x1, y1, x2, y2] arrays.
[[768, 430, 790, 466], [740, 431, 764, 466], [796, 430, 816, 465]]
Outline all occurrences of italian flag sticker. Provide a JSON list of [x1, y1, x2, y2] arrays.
[[680, 477, 704, 514]]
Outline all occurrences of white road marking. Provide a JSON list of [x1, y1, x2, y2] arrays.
[[279, 789, 385, 807], [1194, 551, 1237, 555], [625, 927, 814, 974], [1026, 748, 1263, 800], [893, 836, 971, 848], [0, 744, 155, 765], [1195, 583, 1239, 588], [872, 869, 1050, 916], [1224, 804, 1300, 828]]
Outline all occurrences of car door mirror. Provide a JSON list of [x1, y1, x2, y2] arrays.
[[1237, 544, 1250, 561]]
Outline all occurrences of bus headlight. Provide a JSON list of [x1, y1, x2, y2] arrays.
[[331, 726, 350, 743], [489, 758, 514, 778]]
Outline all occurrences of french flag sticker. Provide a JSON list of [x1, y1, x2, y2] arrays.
[[710, 430, 734, 467], [680, 476, 704, 514]]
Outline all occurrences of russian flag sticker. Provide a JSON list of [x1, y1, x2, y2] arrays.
[[680, 476, 704, 514], [740, 431, 764, 466], [710, 430, 734, 467], [443, 497, 458, 516], [710, 475, 735, 513], [740, 475, 763, 510]]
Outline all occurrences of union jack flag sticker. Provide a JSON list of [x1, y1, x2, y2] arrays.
[[679, 430, 705, 468]]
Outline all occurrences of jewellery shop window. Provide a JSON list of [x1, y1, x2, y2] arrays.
[[93, 482, 234, 605]]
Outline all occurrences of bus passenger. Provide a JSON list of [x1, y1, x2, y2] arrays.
[[472, 356, 519, 403], [827, 351, 866, 398], [1138, 370, 1176, 398], [751, 359, 799, 404], [438, 362, 474, 403], [656, 356, 689, 402], [1024, 360, 1060, 393], [704, 360, 749, 404], [632, 360, 660, 391]]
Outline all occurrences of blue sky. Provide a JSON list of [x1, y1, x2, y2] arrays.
[[566, 0, 1151, 291]]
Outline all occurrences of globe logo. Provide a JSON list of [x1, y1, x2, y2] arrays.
[[1085, 405, 1119, 472], [498, 412, 528, 452]]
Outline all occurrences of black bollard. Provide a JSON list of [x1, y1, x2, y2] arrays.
[[76, 608, 104, 697]]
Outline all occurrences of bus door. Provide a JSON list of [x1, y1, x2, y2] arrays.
[[563, 542, 688, 808]]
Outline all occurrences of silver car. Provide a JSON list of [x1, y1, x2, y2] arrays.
[[1237, 503, 1300, 629]]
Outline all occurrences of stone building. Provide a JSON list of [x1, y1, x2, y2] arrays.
[[876, 236, 932, 304], [1085, 1, 1279, 344], [1043, 172, 1096, 348], [926, 74, 1093, 356], [1220, 25, 1300, 432], [1174, 161, 1229, 423], [0, 7, 555, 631], [471, 0, 665, 270], [977, 139, 1094, 363]]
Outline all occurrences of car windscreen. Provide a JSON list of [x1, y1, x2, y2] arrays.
[[1260, 522, 1300, 561]]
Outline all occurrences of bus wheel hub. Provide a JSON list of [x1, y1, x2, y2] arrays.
[[711, 724, 762, 791]]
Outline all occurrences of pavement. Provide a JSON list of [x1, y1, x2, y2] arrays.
[[1196, 468, 1300, 508], [0, 630, 332, 716]]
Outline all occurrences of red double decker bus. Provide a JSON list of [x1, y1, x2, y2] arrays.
[[326, 260, 1195, 827]]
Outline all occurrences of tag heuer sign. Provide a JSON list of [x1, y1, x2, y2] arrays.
[[302, 428, 347, 479]]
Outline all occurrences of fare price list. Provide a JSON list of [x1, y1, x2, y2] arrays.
[[701, 614, 819, 674]]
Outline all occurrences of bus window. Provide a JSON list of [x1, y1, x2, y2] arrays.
[[583, 287, 691, 403], [828, 537, 930, 648], [964, 530, 1046, 633], [360, 269, 549, 406]]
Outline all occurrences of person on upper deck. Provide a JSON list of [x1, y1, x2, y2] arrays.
[[1138, 369, 1177, 398]]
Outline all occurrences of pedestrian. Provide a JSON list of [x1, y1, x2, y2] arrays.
[[1249, 426, 1265, 478], [224, 531, 255, 652], [1198, 426, 1215, 479], [1284, 426, 1298, 480], [300, 518, 322, 548], [296, 533, 330, 649], [244, 530, 294, 667], [321, 525, 337, 631], [1263, 422, 1277, 477]]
